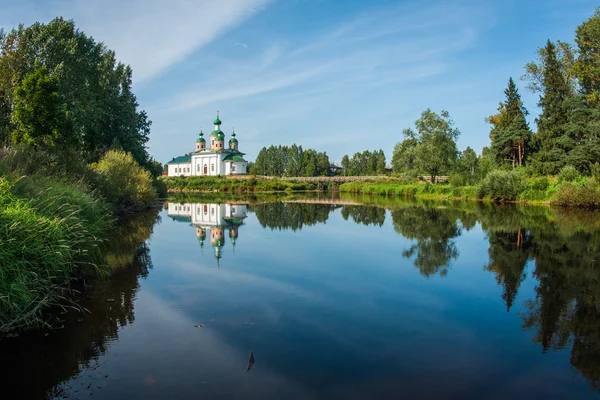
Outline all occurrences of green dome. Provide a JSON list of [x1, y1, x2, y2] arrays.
[[217, 132, 225, 140], [229, 129, 238, 143], [197, 137, 206, 142], [214, 112, 222, 125], [210, 129, 223, 137]]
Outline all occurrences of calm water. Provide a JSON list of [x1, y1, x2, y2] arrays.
[[2, 193, 600, 399]]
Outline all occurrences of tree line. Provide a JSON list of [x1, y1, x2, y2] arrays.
[[251, 144, 330, 177], [340, 149, 386, 176], [0, 18, 160, 175]]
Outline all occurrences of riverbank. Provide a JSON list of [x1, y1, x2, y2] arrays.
[[161, 173, 600, 208], [0, 149, 162, 333], [161, 175, 326, 193], [339, 175, 600, 208]]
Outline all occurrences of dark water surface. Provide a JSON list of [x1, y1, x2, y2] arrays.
[[2, 194, 600, 399]]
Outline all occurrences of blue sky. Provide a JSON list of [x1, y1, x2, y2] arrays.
[[0, 0, 597, 164]]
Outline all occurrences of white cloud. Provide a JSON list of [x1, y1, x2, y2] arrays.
[[1, 0, 274, 84]]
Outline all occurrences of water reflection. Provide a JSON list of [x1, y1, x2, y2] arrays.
[[168, 202, 248, 265], [4, 197, 600, 398], [0, 209, 160, 399]]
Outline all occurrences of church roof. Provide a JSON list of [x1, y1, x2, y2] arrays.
[[170, 215, 191, 223], [167, 155, 191, 164], [222, 154, 247, 162]]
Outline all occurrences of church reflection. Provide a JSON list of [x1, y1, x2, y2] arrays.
[[168, 202, 248, 264]]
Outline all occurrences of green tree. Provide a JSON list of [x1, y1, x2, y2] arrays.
[[376, 149, 386, 174], [0, 18, 152, 166], [341, 154, 350, 176], [574, 7, 600, 105], [457, 146, 479, 184], [522, 40, 577, 95], [11, 66, 71, 149], [530, 41, 573, 174], [391, 138, 418, 173], [488, 78, 532, 168], [403, 109, 459, 182]]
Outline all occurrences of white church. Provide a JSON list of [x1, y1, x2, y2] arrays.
[[166, 113, 248, 176]]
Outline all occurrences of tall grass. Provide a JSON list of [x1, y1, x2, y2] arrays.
[[0, 176, 110, 331]]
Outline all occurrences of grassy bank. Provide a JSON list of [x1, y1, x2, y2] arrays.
[[339, 173, 600, 208], [0, 148, 161, 333], [161, 175, 322, 193]]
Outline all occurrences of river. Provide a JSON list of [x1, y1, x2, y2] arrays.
[[2, 193, 600, 399]]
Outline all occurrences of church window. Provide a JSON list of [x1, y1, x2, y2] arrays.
[[232, 165, 236, 172], [211, 164, 215, 172], [204, 205, 208, 214]]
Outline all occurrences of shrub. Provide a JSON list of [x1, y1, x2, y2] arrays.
[[558, 165, 580, 182], [552, 180, 600, 208], [448, 174, 465, 187], [91, 150, 158, 210], [477, 170, 525, 201], [530, 176, 549, 191], [590, 162, 600, 179]]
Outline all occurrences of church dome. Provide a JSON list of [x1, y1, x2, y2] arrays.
[[197, 130, 206, 142], [229, 129, 238, 143]]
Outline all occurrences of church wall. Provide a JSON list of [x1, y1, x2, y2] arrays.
[[168, 163, 192, 176]]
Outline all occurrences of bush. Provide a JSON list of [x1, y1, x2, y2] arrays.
[[590, 162, 600, 179], [558, 165, 580, 182], [91, 150, 158, 210], [552, 180, 600, 208], [448, 174, 465, 187], [477, 170, 525, 201], [530, 176, 549, 191]]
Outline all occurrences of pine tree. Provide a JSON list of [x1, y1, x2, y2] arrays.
[[488, 77, 532, 167], [531, 41, 572, 174]]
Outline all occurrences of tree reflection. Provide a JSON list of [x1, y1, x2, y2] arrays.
[[250, 202, 334, 231], [391, 207, 461, 277], [341, 205, 386, 227], [484, 229, 531, 311], [0, 209, 160, 399]]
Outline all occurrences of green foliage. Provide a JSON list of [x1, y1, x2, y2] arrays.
[[552, 180, 600, 208], [487, 77, 532, 168], [558, 165, 581, 182], [449, 174, 465, 187], [0, 174, 110, 331], [530, 176, 550, 191], [161, 176, 319, 193], [340, 149, 387, 176], [574, 7, 600, 105], [11, 66, 72, 149], [91, 150, 157, 210], [399, 109, 460, 181], [339, 181, 478, 200], [522, 40, 577, 94], [477, 170, 525, 201], [391, 138, 418, 174], [253, 144, 330, 177], [0, 18, 152, 165]]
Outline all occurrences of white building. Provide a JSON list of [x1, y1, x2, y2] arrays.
[[167, 202, 248, 263], [166, 113, 248, 176]]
